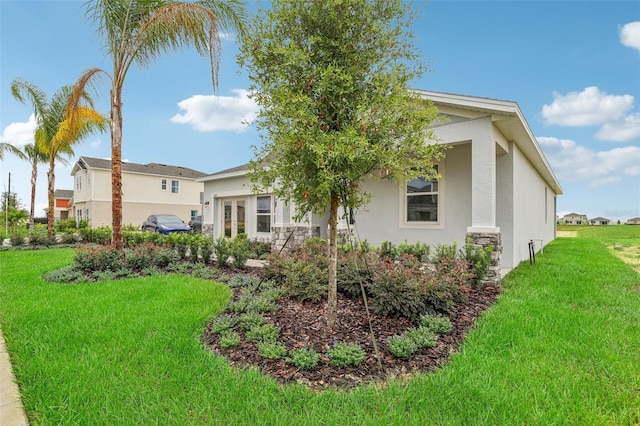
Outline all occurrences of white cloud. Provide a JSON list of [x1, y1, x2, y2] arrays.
[[541, 87, 633, 127], [0, 114, 37, 147], [537, 136, 640, 188], [171, 89, 259, 133], [620, 21, 640, 52], [595, 112, 640, 142]]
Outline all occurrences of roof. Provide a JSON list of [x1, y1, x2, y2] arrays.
[[197, 163, 249, 182], [590, 217, 610, 221], [563, 212, 587, 217], [54, 189, 73, 199], [415, 90, 563, 195], [72, 156, 208, 179]]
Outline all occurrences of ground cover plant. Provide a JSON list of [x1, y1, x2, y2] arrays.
[[1, 226, 639, 424]]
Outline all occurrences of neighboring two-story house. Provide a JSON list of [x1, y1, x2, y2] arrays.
[[53, 189, 73, 221], [70, 156, 207, 227], [562, 213, 588, 225]]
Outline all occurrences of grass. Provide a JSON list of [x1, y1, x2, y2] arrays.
[[1, 227, 639, 425]]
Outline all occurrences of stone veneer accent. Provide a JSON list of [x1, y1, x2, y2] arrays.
[[466, 231, 502, 285], [272, 225, 321, 252]]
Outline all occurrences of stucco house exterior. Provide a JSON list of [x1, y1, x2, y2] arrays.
[[589, 217, 610, 225], [562, 213, 588, 225], [69, 156, 207, 227], [627, 217, 640, 225], [198, 90, 563, 279], [53, 189, 73, 221]]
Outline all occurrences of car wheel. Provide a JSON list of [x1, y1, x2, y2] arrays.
[[144, 226, 155, 233]]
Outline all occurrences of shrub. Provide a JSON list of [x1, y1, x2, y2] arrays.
[[9, 233, 25, 247], [190, 263, 216, 280], [286, 348, 321, 370], [337, 250, 373, 298], [152, 245, 179, 267], [55, 218, 78, 233], [397, 240, 430, 262], [188, 235, 200, 263], [230, 233, 250, 269], [245, 323, 279, 342], [461, 238, 494, 288], [247, 239, 272, 259], [60, 232, 79, 245], [225, 274, 261, 288], [42, 265, 88, 283], [212, 315, 238, 334], [167, 233, 189, 259], [213, 237, 231, 267], [75, 244, 124, 272], [200, 237, 214, 264], [419, 314, 453, 334], [80, 226, 112, 244], [326, 342, 366, 367], [387, 335, 418, 359], [219, 331, 241, 348], [257, 341, 287, 359], [124, 242, 156, 271], [28, 233, 51, 247], [92, 268, 134, 282], [404, 327, 437, 349], [238, 312, 265, 331]]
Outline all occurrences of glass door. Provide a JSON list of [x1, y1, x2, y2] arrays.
[[223, 199, 246, 238]]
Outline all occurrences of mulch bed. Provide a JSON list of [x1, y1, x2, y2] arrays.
[[202, 279, 501, 390]]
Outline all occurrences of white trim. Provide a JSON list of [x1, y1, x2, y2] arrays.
[[398, 163, 445, 230], [466, 226, 500, 233]]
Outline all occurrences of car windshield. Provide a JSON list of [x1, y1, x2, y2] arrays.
[[156, 215, 182, 223]]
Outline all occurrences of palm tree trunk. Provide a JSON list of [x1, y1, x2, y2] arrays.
[[111, 88, 124, 249], [29, 155, 37, 230], [327, 190, 339, 330], [47, 155, 55, 239]]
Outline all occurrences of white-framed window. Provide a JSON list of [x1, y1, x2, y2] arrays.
[[171, 180, 179, 193], [400, 164, 443, 229], [190, 210, 197, 219], [161, 179, 167, 191], [256, 195, 272, 233], [76, 175, 82, 191], [85, 208, 90, 221]]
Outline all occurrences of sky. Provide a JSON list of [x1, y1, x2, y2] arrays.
[[1, 0, 639, 222]]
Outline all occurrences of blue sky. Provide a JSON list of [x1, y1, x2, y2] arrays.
[[1, 0, 639, 222]]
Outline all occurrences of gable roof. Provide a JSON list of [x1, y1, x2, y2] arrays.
[[54, 189, 74, 199], [72, 156, 208, 179], [590, 217, 610, 221], [197, 163, 249, 182]]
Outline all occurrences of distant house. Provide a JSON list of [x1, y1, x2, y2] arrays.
[[589, 217, 610, 225], [53, 189, 73, 221], [69, 156, 207, 227], [198, 90, 563, 280], [562, 213, 587, 225], [627, 217, 640, 225]]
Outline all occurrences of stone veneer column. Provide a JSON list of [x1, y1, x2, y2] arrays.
[[466, 230, 502, 285], [271, 225, 321, 252]]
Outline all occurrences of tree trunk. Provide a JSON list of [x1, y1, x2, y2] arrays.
[[29, 156, 37, 230], [111, 88, 124, 249], [327, 191, 339, 330], [47, 155, 55, 239]]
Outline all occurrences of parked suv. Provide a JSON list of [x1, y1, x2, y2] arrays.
[[141, 214, 190, 234], [188, 215, 203, 233]]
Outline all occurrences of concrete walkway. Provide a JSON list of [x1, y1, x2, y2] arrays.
[[0, 326, 28, 426]]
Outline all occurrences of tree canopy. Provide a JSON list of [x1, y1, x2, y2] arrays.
[[239, 0, 447, 328]]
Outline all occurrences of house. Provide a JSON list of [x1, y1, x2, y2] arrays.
[[627, 217, 640, 225], [562, 213, 588, 225], [198, 90, 563, 281], [69, 156, 207, 227], [53, 189, 73, 221], [589, 217, 610, 225]]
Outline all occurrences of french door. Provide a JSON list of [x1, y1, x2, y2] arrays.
[[223, 198, 246, 238]]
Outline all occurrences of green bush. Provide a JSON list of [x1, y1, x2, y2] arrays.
[[42, 265, 89, 284], [326, 342, 366, 367], [9, 233, 25, 247], [60, 232, 79, 244], [387, 335, 418, 359], [247, 239, 272, 259], [167, 233, 189, 259], [80, 226, 112, 244], [75, 244, 124, 272], [461, 238, 494, 288], [55, 218, 78, 232], [419, 314, 453, 334], [286, 348, 321, 370], [238, 312, 265, 331], [28, 233, 52, 247], [219, 331, 241, 348], [212, 315, 238, 334], [245, 323, 279, 342], [404, 327, 437, 349], [200, 236, 214, 264], [257, 341, 287, 359], [213, 237, 231, 267], [230, 233, 250, 269]]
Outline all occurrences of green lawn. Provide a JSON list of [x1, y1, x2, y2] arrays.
[[1, 231, 639, 425]]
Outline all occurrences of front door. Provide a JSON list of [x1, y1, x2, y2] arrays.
[[223, 198, 246, 238]]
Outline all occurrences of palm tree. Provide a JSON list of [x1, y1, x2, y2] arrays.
[[70, 0, 248, 249], [0, 142, 26, 161], [11, 79, 108, 238], [22, 143, 50, 230]]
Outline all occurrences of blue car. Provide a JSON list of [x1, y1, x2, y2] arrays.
[[141, 214, 191, 234]]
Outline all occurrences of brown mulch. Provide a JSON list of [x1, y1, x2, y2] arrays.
[[201, 277, 501, 391]]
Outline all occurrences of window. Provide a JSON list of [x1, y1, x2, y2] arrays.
[[76, 175, 82, 191], [190, 210, 197, 219], [161, 179, 167, 191], [171, 180, 179, 193], [256, 195, 272, 233], [401, 165, 442, 228], [85, 208, 90, 221]]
